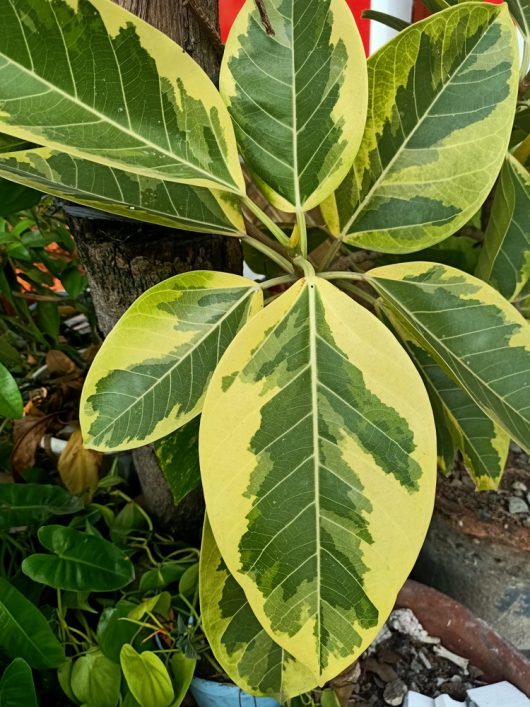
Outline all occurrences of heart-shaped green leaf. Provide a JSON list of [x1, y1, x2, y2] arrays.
[[120, 645, 174, 707], [22, 525, 134, 591], [71, 651, 121, 707], [0, 483, 83, 530], [0, 577, 64, 669]]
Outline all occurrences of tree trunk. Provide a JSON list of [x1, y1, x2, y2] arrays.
[[70, 0, 241, 538]]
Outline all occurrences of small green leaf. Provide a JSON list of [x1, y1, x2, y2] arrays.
[[22, 525, 134, 591], [0, 483, 83, 530], [178, 563, 198, 599], [36, 301, 60, 340], [139, 561, 187, 593], [120, 645, 174, 707], [154, 418, 201, 506], [0, 363, 23, 420], [0, 659, 37, 707], [71, 651, 121, 707], [170, 654, 196, 707], [0, 577, 64, 669], [0, 178, 41, 217], [97, 601, 138, 664]]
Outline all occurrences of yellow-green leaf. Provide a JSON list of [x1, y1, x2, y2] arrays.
[[200, 277, 436, 682], [476, 155, 530, 301], [220, 0, 367, 213], [0, 0, 244, 193], [81, 271, 262, 452], [322, 3, 518, 253], [367, 262, 530, 454], [200, 519, 317, 700], [0, 147, 244, 235], [120, 645, 174, 707]]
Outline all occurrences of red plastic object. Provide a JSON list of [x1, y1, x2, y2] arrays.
[[219, 0, 372, 55]]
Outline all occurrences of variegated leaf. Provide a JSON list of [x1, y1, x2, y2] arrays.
[[200, 277, 436, 682], [322, 3, 518, 253], [81, 272, 263, 452], [396, 327, 509, 489], [476, 155, 530, 301], [507, 0, 530, 41], [220, 0, 367, 213], [0, 146, 244, 235], [0, 0, 244, 193], [200, 519, 317, 700], [367, 262, 530, 454]]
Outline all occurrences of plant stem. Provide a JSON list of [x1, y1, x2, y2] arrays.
[[293, 256, 315, 279], [242, 197, 291, 248], [296, 210, 308, 257], [260, 274, 296, 290], [317, 237, 343, 272], [318, 271, 365, 282], [241, 235, 294, 274], [335, 280, 378, 306]]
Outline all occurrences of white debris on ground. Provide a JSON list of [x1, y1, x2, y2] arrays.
[[387, 609, 441, 645], [404, 681, 530, 706]]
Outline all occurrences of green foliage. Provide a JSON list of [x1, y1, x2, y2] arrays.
[[0, 0, 527, 700], [0, 659, 38, 707], [22, 524, 135, 591]]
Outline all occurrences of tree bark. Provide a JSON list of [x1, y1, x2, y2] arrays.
[[70, 0, 240, 538]]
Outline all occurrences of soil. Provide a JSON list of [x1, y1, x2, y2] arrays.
[[435, 447, 530, 550], [344, 609, 485, 706]]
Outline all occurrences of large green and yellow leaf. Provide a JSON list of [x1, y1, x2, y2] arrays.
[[396, 328, 509, 490], [220, 0, 367, 213], [367, 262, 530, 454], [0, 147, 244, 235], [0, 0, 244, 193], [82, 272, 262, 452], [200, 277, 436, 682], [476, 155, 530, 301], [322, 3, 518, 253], [200, 520, 317, 700]]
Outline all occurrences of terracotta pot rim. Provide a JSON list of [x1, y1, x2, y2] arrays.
[[396, 579, 530, 696]]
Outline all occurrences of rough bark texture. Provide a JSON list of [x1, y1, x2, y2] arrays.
[[70, 0, 240, 537], [72, 213, 242, 338]]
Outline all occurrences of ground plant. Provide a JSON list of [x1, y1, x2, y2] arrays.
[[0, 0, 529, 702]]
